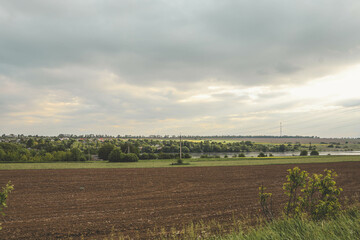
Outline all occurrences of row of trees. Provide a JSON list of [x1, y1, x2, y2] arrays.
[[105, 139, 307, 153], [98, 143, 191, 162], [108, 148, 139, 162], [300, 150, 320, 156], [0, 143, 87, 162], [0, 138, 321, 162], [6, 137, 313, 154], [0, 141, 190, 163]]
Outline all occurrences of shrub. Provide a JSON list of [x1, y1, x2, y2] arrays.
[[283, 167, 308, 216], [310, 150, 319, 156], [258, 152, 266, 157], [259, 184, 274, 222], [300, 150, 308, 156], [122, 153, 139, 162], [200, 154, 220, 158], [0, 149, 5, 161], [158, 152, 176, 159], [0, 181, 14, 230], [148, 153, 158, 159], [300, 169, 342, 220], [260, 167, 342, 221], [139, 153, 149, 160], [238, 153, 245, 157]]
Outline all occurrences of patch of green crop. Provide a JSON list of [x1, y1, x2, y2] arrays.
[[0, 155, 359, 170]]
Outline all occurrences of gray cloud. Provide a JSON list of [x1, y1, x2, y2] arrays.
[[275, 63, 302, 75], [1, 1, 360, 137], [1, 1, 360, 85], [336, 99, 360, 108]]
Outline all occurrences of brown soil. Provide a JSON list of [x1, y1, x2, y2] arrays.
[[0, 162, 359, 239]]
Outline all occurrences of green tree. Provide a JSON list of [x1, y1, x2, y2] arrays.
[[181, 146, 190, 153], [279, 144, 286, 152], [98, 143, 114, 160], [0, 149, 5, 161], [258, 152, 266, 157], [26, 138, 35, 148], [300, 150, 308, 156], [43, 152, 54, 162], [108, 148, 124, 162], [122, 153, 139, 162], [70, 148, 86, 161], [142, 145, 153, 153], [183, 153, 191, 158], [310, 150, 319, 156], [52, 151, 67, 162]]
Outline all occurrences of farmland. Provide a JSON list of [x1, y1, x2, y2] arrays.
[[1, 161, 360, 239]]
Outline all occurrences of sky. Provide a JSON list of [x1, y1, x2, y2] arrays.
[[1, 0, 360, 137]]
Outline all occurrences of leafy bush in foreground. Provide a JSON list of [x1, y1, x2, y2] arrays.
[[260, 167, 342, 221], [0, 181, 14, 230]]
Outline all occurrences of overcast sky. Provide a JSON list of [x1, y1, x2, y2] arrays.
[[1, 0, 360, 137]]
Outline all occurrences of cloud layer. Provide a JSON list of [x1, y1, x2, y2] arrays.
[[1, 1, 360, 137]]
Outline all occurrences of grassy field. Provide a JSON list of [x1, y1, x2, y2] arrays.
[[216, 207, 360, 240], [143, 206, 360, 240], [0, 155, 359, 170]]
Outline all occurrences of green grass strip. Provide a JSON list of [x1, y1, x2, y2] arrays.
[[214, 208, 360, 240], [0, 155, 359, 170]]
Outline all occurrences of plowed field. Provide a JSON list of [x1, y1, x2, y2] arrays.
[[1, 162, 359, 239]]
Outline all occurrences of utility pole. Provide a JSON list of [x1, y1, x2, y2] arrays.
[[179, 134, 182, 160], [88, 142, 91, 161], [280, 122, 282, 137]]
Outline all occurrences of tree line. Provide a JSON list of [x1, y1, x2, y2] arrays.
[[0, 137, 318, 162]]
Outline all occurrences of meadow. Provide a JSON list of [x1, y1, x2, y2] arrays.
[[0, 155, 359, 170]]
